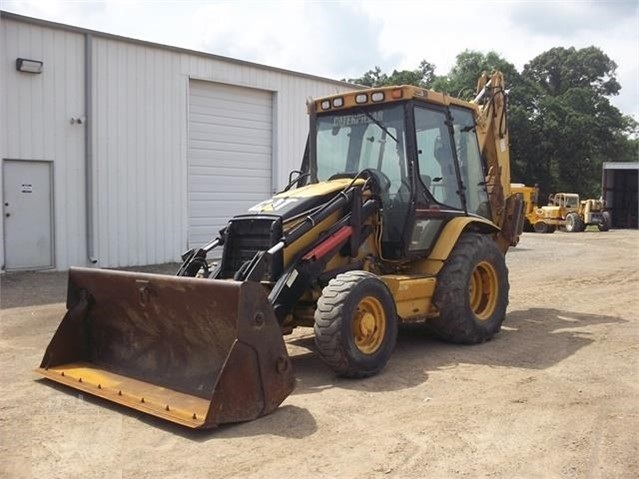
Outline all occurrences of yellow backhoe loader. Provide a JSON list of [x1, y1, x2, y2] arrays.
[[37, 72, 523, 429]]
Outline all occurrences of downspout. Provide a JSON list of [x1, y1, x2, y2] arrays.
[[85, 33, 97, 264]]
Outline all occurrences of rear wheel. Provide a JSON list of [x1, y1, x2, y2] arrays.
[[428, 233, 509, 344], [314, 271, 398, 378], [598, 211, 611, 231]]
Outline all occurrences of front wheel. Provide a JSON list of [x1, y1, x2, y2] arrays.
[[314, 271, 398, 378], [428, 233, 509, 344]]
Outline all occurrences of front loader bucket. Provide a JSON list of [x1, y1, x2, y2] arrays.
[[37, 267, 295, 429]]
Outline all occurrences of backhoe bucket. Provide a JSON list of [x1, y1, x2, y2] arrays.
[[37, 267, 295, 429]]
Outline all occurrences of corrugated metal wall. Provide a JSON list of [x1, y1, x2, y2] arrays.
[[0, 18, 86, 270], [91, 38, 185, 268], [1, 14, 355, 270]]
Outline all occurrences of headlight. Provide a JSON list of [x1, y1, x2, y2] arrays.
[[371, 92, 384, 102]]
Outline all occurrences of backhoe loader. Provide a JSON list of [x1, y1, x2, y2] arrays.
[[38, 72, 523, 429]]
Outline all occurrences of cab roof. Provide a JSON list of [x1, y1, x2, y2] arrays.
[[311, 85, 477, 114]]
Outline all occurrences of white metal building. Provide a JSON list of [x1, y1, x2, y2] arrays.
[[0, 11, 357, 271]]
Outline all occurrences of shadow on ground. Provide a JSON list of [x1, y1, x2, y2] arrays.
[[288, 307, 626, 396]]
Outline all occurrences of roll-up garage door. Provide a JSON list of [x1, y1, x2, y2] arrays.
[[188, 80, 273, 248]]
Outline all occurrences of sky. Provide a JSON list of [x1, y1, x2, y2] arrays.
[[2, 0, 638, 121]]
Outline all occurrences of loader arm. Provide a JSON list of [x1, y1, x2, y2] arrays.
[[267, 189, 379, 322]]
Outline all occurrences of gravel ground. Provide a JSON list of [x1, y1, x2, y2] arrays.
[[1, 229, 637, 479]]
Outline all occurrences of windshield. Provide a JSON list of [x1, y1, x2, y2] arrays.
[[565, 196, 579, 208], [315, 104, 408, 200], [314, 103, 410, 257]]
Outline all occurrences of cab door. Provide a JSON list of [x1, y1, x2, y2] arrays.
[[408, 105, 463, 253]]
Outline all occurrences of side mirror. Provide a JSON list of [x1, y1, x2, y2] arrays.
[[284, 171, 310, 192], [288, 170, 301, 184]]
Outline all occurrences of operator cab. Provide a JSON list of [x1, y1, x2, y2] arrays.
[[549, 193, 580, 210], [306, 91, 491, 259]]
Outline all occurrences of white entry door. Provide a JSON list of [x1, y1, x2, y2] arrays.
[[3, 160, 54, 270]]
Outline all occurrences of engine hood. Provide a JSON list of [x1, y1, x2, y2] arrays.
[[244, 178, 364, 221]]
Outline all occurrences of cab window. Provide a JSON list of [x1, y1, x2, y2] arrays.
[[414, 106, 462, 210], [450, 107, 490, 218]]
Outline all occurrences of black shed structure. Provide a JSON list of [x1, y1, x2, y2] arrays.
[[602, 162, 638, 229]]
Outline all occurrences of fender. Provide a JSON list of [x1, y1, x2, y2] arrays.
[[410, 216, 500, 275]]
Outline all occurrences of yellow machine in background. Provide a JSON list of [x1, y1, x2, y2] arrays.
[[38, 72, 522, 429], [512, 184, 611, 233], [563, 195, 609, 232], [511, 183, 540, 232]]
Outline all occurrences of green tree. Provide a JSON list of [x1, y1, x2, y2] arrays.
[[524, 46, 621, 97], [345, 60, 437, 88], [431, 50, 523, 100], [345, 66, 387, 87], [521, 46, 635, 197]]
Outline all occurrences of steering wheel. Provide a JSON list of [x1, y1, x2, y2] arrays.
[[361, 168, 392, 195]]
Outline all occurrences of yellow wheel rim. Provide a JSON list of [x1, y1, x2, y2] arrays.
[[351, 296, 386, 354], [469, 261, 499, 321]]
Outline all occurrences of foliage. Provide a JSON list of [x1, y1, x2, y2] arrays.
[[516, 47, 636, 198], [344, 60, 436, 88], [430, 50, 523, 100], [346, 47, 637, 199]]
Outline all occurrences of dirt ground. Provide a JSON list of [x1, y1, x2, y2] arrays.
[[1, 230, 637, 479]]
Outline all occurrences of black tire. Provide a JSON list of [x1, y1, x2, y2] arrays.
[[598, 211, 611, 231], [577, 218, 586, 231], [533, 221, 548, 233], [428, 233, 509, 344], [314, 271, 398, 378], [565, 212, 581, 232]]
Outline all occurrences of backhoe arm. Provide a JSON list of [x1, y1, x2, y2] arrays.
[[472, 72, 521, 250]]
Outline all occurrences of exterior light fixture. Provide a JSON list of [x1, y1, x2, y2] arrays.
[[16, 58, 43, 74]]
